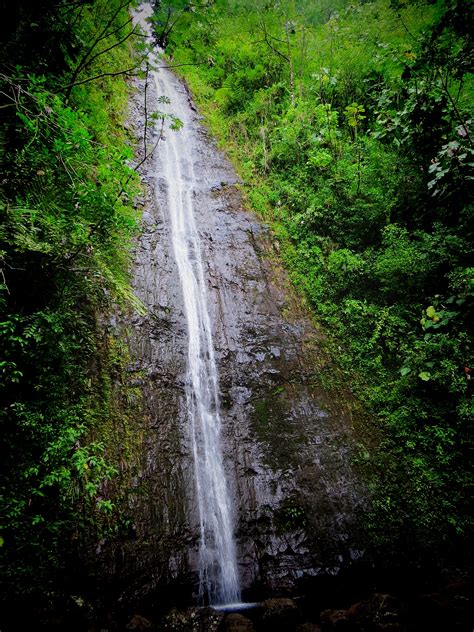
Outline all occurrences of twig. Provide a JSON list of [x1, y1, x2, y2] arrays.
[[78, 25, 140, 74], [437, 69, 472, 147], [143, 61, 149, 162], [397, 12, 415, 40], [260, 19, 290, 63], [64, 63, 144, 90], [156, 61, 208, 69], [0, 268, 10, 294], [65, 0, 132, 99]]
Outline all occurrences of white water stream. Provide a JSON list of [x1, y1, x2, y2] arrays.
[[134, 4, 241, 606]]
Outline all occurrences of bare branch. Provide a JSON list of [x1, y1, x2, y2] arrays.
[[156, 60, 208, 69], [78, 25, 140, 73], [259, 19, 290, 63], [96, 13, 136, 47], [143, 62, 149, 162], [64, 62, 144, 91], [159, 13, 184, 47], [58, 1, 84, 20], [259, 18, 294, 104], [157, 6, 173, 46], [69, 3, 85, 29], [437, 68, 473, 147], [65, 0, 131, 99], [55, 0, 83, 7]]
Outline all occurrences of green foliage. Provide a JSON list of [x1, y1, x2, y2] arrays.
[[0, 0, 143, 600], [162, 0, 473, 556], [275, 498, 307, 533]]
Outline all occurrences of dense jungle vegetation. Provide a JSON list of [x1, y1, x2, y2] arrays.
[[154, 0, 473, 556], [0, 0, 143, 606]]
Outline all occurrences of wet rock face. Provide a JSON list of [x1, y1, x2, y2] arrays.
[[183, 104, 367, 595], [98, 24, 367, 609]]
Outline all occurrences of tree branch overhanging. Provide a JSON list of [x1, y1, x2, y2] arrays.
[[79, 24, 140, 73], [65, 0, 132, 99], [64, 63, 144, 91]]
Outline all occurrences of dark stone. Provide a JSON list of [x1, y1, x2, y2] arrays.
[[296, 624, 323, 632], [260, 598, 302, 630], [221, 612, 255, 631], [408, 584, 472, 631], [319, 609, 360, 630], [127, 614, 153, 630], [348, 593, 400, 629], [161, 607, 224, 631]]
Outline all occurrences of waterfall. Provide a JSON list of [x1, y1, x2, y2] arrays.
[[134, 4, 241, 606]]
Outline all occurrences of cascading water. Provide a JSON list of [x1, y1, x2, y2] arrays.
[[134, 4, 241, 606]]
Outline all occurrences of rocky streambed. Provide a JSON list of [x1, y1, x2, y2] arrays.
[[119, 583, 472, 631]]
